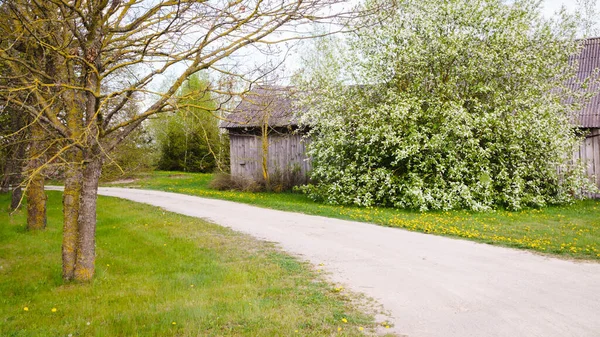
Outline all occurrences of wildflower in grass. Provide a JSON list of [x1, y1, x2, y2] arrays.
[[51, 308, 57, 312], [359, 326, 364, 331], [337, 327, 342, 331], [172, 321, 176, 325], [341, 318, 347, 323], [23, 307, 28, 311]]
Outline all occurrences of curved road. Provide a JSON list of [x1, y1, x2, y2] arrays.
[[92, 187, 599, 337]]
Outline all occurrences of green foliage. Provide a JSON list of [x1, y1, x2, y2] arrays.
[[151, 73, 227, 173], [296, 0, 596, 211]]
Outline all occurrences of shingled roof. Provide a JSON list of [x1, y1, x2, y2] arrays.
[[573, 38, 600, 128], [221, 85, 300, 129]]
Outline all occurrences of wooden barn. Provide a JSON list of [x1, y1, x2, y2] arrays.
[[221, 85, 311, 185], [572, 38, 600, 194]]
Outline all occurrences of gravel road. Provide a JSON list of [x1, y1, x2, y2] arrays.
[[64, 187, 600, 337]]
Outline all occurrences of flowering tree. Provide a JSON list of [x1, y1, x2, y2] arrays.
[[297, 0, 596, 211]]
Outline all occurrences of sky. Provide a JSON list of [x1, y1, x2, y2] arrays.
[[543, 0, 578, 14]]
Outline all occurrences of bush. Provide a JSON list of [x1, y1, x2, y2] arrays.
[[209, 173, 263, 192], [210, 164, 306, 193]]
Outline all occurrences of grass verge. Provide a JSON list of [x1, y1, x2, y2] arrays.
[[119, 171, 600, 261], [0, 191, 381, 336]]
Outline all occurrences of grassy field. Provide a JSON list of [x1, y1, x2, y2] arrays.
[[119, 171, 600, 261], [0, 192, 383, 336]]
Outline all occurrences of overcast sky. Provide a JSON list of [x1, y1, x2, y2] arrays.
[[543, 0, 577, 14]]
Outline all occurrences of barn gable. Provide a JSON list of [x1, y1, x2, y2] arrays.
[[221, 86, 311, 184]]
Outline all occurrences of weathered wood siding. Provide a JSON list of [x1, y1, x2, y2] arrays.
[[229, 133, 311, 182], [574, 128, 600, 197]]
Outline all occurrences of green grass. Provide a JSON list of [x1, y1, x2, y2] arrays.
[[120, 171, 600, 261], [0, 192, 382, 336]]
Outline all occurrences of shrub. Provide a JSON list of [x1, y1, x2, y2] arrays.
[[296, 0, 596, 211]]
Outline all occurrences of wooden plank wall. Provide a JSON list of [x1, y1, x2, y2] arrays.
[[574, 128, 600, 198], [229, 133, 312, 182]]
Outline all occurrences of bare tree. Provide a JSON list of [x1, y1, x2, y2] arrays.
[[0, 0, 370, 281]]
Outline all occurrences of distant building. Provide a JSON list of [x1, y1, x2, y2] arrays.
[[572, 38, 600, 194], [220, 86, 311, 185]]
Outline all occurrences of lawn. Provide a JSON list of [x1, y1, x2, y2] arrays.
[[120, 171, 600, 260], [0, 192, 382, 336]]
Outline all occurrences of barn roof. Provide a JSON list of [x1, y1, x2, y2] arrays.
[[573, 37, 600, 128], [221, 85, 300, 129]]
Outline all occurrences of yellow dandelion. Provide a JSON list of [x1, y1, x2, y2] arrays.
[[341, 318, 348, 323], [172, 321, 176, 325], [359, 326, 364, 331], [51, 308, 57, 312], [337, 327, 342, 332], [23, 307, 29, 311], [385, 325, 390, 329], [190, 284, 194, 288]]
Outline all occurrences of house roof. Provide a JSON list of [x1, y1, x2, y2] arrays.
[[220, 85, 300, 129], [573, 37, 600, 128]]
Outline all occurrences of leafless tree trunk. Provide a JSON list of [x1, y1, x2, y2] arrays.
[[74, 151, 102, 282], [62, 151, 82, 280], [1, 110, 26, 210], [25, 121, 47, 230]]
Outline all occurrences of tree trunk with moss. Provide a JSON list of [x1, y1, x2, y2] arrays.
[[62, 151, 82, 280], [74, 54, 102, 281], [26, 122, 46, 230], [73, 150, 102, 282]]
